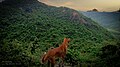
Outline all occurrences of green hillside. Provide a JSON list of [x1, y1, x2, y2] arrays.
[[0, 0, 119, 66], [81, 11, 120, 39]]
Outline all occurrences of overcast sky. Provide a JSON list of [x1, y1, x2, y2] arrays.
[[0, 0, 119, 11], [39, 0, 120, 12]]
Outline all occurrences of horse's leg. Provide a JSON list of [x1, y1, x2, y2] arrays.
[[51, 63, 55, 67], [58, 59, 62, 67], [48, 60, 50, 67], [49, 58, 55, 67], [59, 60, 64, 67], [61, 58, 64, 67], [61, 54, 66, 67]]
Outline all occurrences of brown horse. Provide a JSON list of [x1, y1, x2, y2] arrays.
[[41, 38, 70, 67]]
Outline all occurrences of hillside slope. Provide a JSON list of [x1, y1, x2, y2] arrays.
[[0, 0, 117, 66], [81, 12, 120, 31], [81, 11, 120, 39]]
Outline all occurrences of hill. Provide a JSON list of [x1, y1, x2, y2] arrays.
[[81, 11, 120, 38], [0, 0, 119, 66]]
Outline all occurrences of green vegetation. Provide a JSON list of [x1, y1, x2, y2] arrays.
[[97, 43, 120, 67], [81, 11, 120, 39], [0, 0, 120, 66]]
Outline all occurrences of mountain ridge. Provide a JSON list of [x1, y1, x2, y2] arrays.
[[0, 0, 118, 66], [81, 11, 120, 39]]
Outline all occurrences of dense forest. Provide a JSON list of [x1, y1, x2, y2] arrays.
[[0, 0, 120, 67]]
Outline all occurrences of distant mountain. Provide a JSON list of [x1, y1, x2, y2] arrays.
[[0, 0, 117, 66], [116, 8, 120, 12], [81, 11, 120, 35], [87, 8, 98, 12]]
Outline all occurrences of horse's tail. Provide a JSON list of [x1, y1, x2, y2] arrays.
[[40, 52, 48, 64]]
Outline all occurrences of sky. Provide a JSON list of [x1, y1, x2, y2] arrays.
[[39, 0, 120, 12]]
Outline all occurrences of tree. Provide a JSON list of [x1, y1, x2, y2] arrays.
[[99, 44, 120, 67]]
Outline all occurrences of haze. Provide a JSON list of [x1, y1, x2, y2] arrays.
[[39, 0, 120, 12]]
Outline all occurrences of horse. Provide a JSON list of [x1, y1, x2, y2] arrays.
[[41, 38, 70, 67]]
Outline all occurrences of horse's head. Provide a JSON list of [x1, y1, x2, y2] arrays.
[[63, 38, 70, 48], [64, 38, 70, 42]]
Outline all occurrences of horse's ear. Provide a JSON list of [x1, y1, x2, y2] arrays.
[[64, 38, 67, 39], [68, 38, 70, 41], [64, 38, 67, 41], [68, 38, 70, 42]]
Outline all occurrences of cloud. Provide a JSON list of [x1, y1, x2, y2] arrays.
[[61, 2, 73, 6], [39, 0, 120, 11], [39, 0, 48, 2], [38, 0, 49, 3]]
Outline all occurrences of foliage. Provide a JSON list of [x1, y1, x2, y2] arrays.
[[81, 11, 120, 39], [97, 42, 120, 67], [0, 0, 118, 66]]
